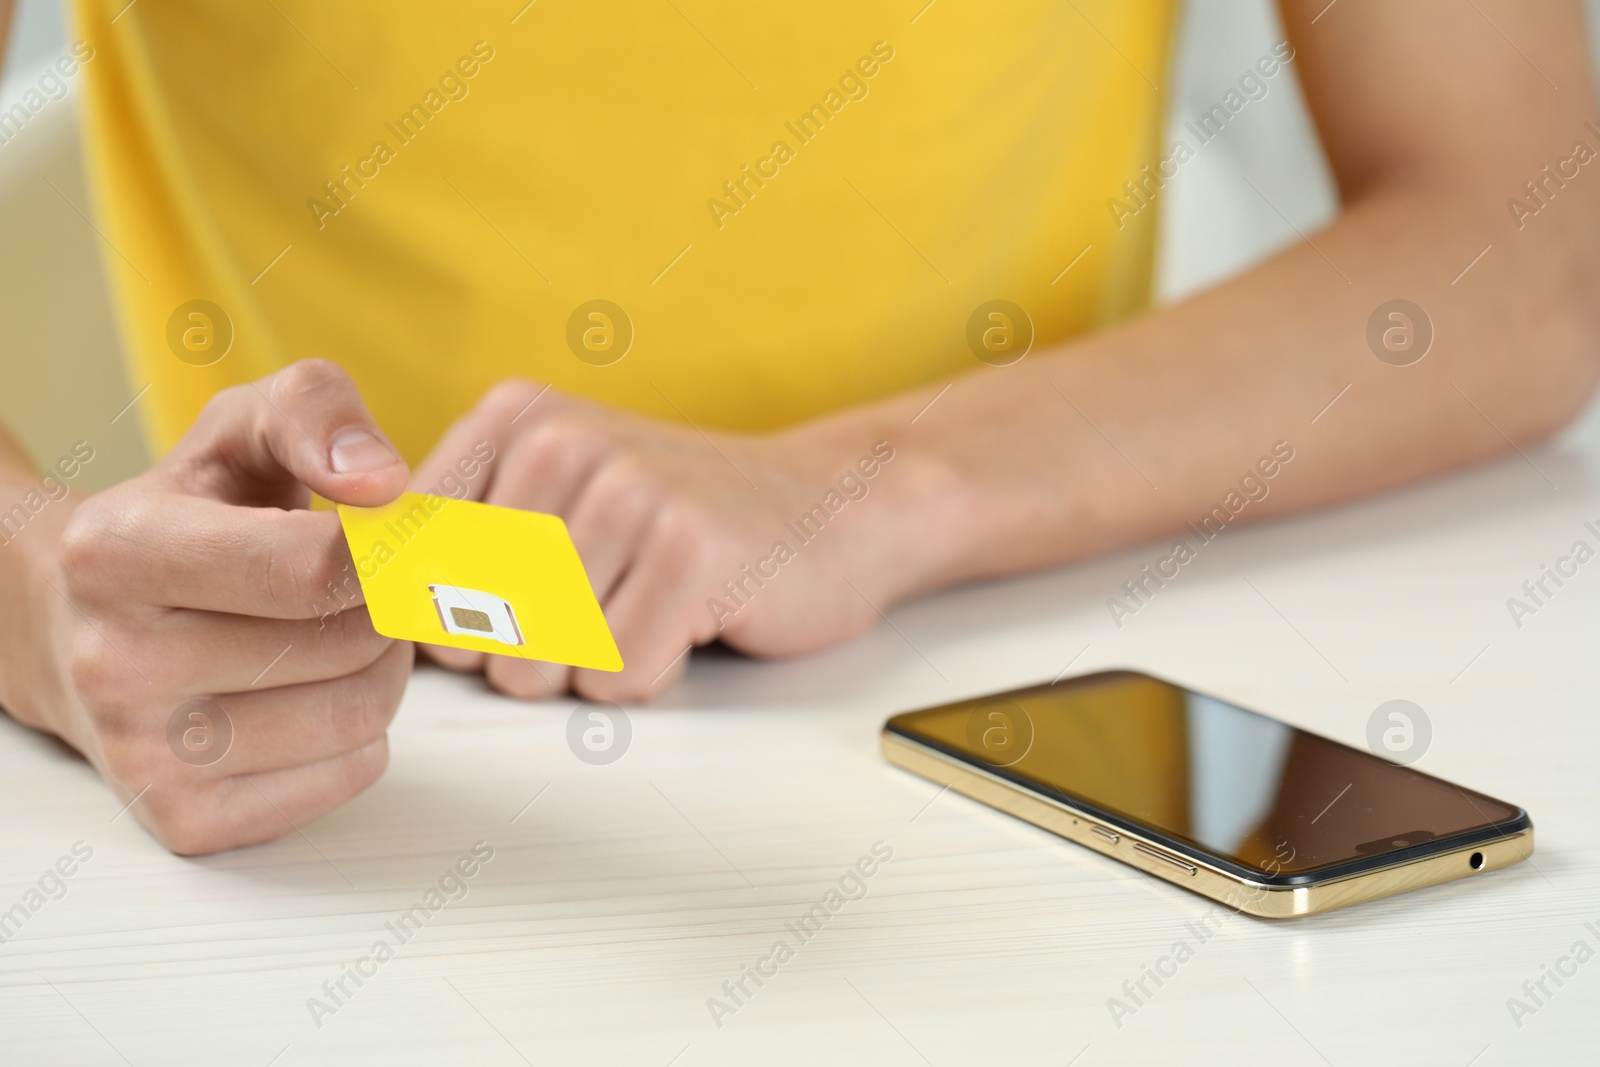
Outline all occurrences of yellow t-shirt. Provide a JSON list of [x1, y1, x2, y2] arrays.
[[74, 1, 1173, 465]]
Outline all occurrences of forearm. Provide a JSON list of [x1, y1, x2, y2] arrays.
[[804, 172, 1600, 600]]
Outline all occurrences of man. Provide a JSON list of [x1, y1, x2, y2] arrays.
[[0, 0, 1595, 854]]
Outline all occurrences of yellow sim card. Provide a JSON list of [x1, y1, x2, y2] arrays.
[[336, 492, 622, 671]]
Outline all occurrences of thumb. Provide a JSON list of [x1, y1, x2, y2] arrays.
[[162, 359, 409, 507]]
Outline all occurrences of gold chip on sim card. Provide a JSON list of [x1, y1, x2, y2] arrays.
[[335, 492, 623, 671]]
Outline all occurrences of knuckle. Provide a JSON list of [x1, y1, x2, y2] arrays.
[[538, 415, 584, 444], [506, 428, 557, 475], [270, 358, 350, 405], [418, 643, 483, 672], [329, 693, 386, 751], [192, 381, 255, 428], [482, 378, 544, 415], [303, 538, 346, 596], [520, 414, 605, 465], [56, 513, 102, 594], [317, 603, 388, 663], [266, 515, 348, 617], [65, 629, 137, 713], [262, 539, 307, 615], [486, 656, 563, 700], [154, 826, 216, 857], [339, 735, 391, 793], [330, 652, 407, 749], [591, 454, 653, 506], [512, 419, 576, 463], [576, 665, 661, 705], [143, 793, 231, 856], [99, 734, 164, 789], [57, 494, 127, 597], [651, 501, 727, 582], [573, 456, 658, 536]]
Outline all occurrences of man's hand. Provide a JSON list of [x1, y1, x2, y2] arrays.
[[5, 360, 412, 854], [409, 380, 943, 702]]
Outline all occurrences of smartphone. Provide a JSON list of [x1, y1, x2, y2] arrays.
[[882, 669, 1533, 918]]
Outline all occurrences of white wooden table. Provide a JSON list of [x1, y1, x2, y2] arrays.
[[4, 411, 1599, 1067]]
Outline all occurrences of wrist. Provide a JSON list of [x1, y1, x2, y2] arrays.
[[776, 367, 1132, 605], [767, 410, 985, 607], [859, 442, 981, 602], [0, 484, 80, 743]]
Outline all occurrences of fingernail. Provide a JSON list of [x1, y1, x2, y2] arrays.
[[329, 427, 397, 473]]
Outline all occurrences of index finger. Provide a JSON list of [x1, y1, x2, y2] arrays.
[[408, 378, 566, 501], [65, 489, 363, 620]]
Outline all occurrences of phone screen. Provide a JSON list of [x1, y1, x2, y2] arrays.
[[886, 670, 1526, 881]]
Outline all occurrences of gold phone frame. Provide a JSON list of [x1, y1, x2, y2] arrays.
[[883, 730, 1534, 919]]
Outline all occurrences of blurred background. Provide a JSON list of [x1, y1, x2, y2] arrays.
[[2, 0, 1598, 492]]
